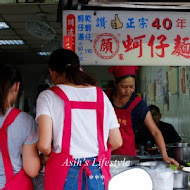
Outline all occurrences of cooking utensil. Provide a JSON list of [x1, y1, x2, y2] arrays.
[[139, 145, 145, 155], [144, 150, 157, 161], [167, 143, 190, 163]]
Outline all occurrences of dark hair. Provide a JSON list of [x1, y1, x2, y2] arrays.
[[149, 105, 160, 114], [115, 75, 136, 85], [0, 65, 23, 115], [49, 49, 96, 86]]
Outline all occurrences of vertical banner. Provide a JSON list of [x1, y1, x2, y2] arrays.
[[63, 36, 73, 50], [64, 14, 76, 52]]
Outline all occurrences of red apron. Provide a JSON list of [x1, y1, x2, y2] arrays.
[[0, 108, 34, 190], [44, 86, 111, 190], [111, 96, 142, 156]]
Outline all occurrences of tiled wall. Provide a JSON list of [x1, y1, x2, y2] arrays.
[[137, 66, 190, 143]]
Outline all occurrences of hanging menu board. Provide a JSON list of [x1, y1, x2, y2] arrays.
[[63, 10, 190, 66]]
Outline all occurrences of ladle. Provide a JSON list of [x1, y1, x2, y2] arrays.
[[143, 150, 157, 161]]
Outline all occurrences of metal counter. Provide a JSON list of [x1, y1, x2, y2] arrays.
[[137, 153, 163, 161], [32, 163, 190, 190]]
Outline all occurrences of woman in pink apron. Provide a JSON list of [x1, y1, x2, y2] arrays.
[[36, 49, 122, 190], [0, 65, 41, 189], [107, 66, 178, 165]]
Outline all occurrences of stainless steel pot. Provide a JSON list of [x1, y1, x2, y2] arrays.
[[173, 170, 189, 189], [167, 143, 190, 163]]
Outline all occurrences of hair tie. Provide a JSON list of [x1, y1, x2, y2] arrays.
[[66, 64, 72, 68]]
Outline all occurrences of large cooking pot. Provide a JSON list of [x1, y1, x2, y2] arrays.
[[110, 155, 140, 176], [167, 143, 190, 163]]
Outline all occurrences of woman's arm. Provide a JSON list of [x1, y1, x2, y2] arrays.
[[144, 111, 179, 166], [37, 115, 53, 155], [108, 128, 123, 151], [22, 142, 41, 178]]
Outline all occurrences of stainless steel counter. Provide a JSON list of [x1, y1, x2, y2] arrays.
[[174, 187, 190, 190], [137, 153, 163, 161], [33, 165, 189, 190]]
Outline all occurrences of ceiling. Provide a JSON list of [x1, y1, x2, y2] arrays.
[[0, 2, 62, 68], [1, 1, 190, 91], [1, 1, 190, 69]]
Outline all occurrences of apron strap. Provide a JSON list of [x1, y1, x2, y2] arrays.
[[127, 96, 142, 113], [96, 86, 105, 154], [0, 108, 21, 181], [50, 86, 72, 154], [49, 86, 106, 155], [77, 160, 93, 190], [49, 86, 108, 190]]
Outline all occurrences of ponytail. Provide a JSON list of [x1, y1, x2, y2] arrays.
[[49, 49, 97, 86], [66, 66, 96, 86], [0, 65, 23, 115]]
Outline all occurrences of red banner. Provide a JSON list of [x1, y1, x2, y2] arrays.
[[64, 14, 76, 52]]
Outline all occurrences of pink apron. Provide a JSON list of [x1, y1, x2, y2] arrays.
[[112, 96, 142, 156], [44, 86, 111, 190], [0, 108, 34, 190]]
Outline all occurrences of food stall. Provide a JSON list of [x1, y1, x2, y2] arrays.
[[61, 1, 190, 189]]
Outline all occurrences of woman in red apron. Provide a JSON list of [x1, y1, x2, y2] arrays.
[[0, 65, 41, 189], [36, 49, 122, 190], [107, 66, 178, 165]]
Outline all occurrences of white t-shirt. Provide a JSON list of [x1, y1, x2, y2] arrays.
[[36, 84, 119, 158]]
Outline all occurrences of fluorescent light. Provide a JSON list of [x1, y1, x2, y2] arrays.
[[0, 40, 24, 45], [37, 52, 51, 56], [0, 22, 9, 29]]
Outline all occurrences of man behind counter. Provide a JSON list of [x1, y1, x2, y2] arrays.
[[149, 104, 181, 144]]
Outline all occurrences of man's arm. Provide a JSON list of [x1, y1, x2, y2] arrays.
[[144, 111, 179, 166]]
